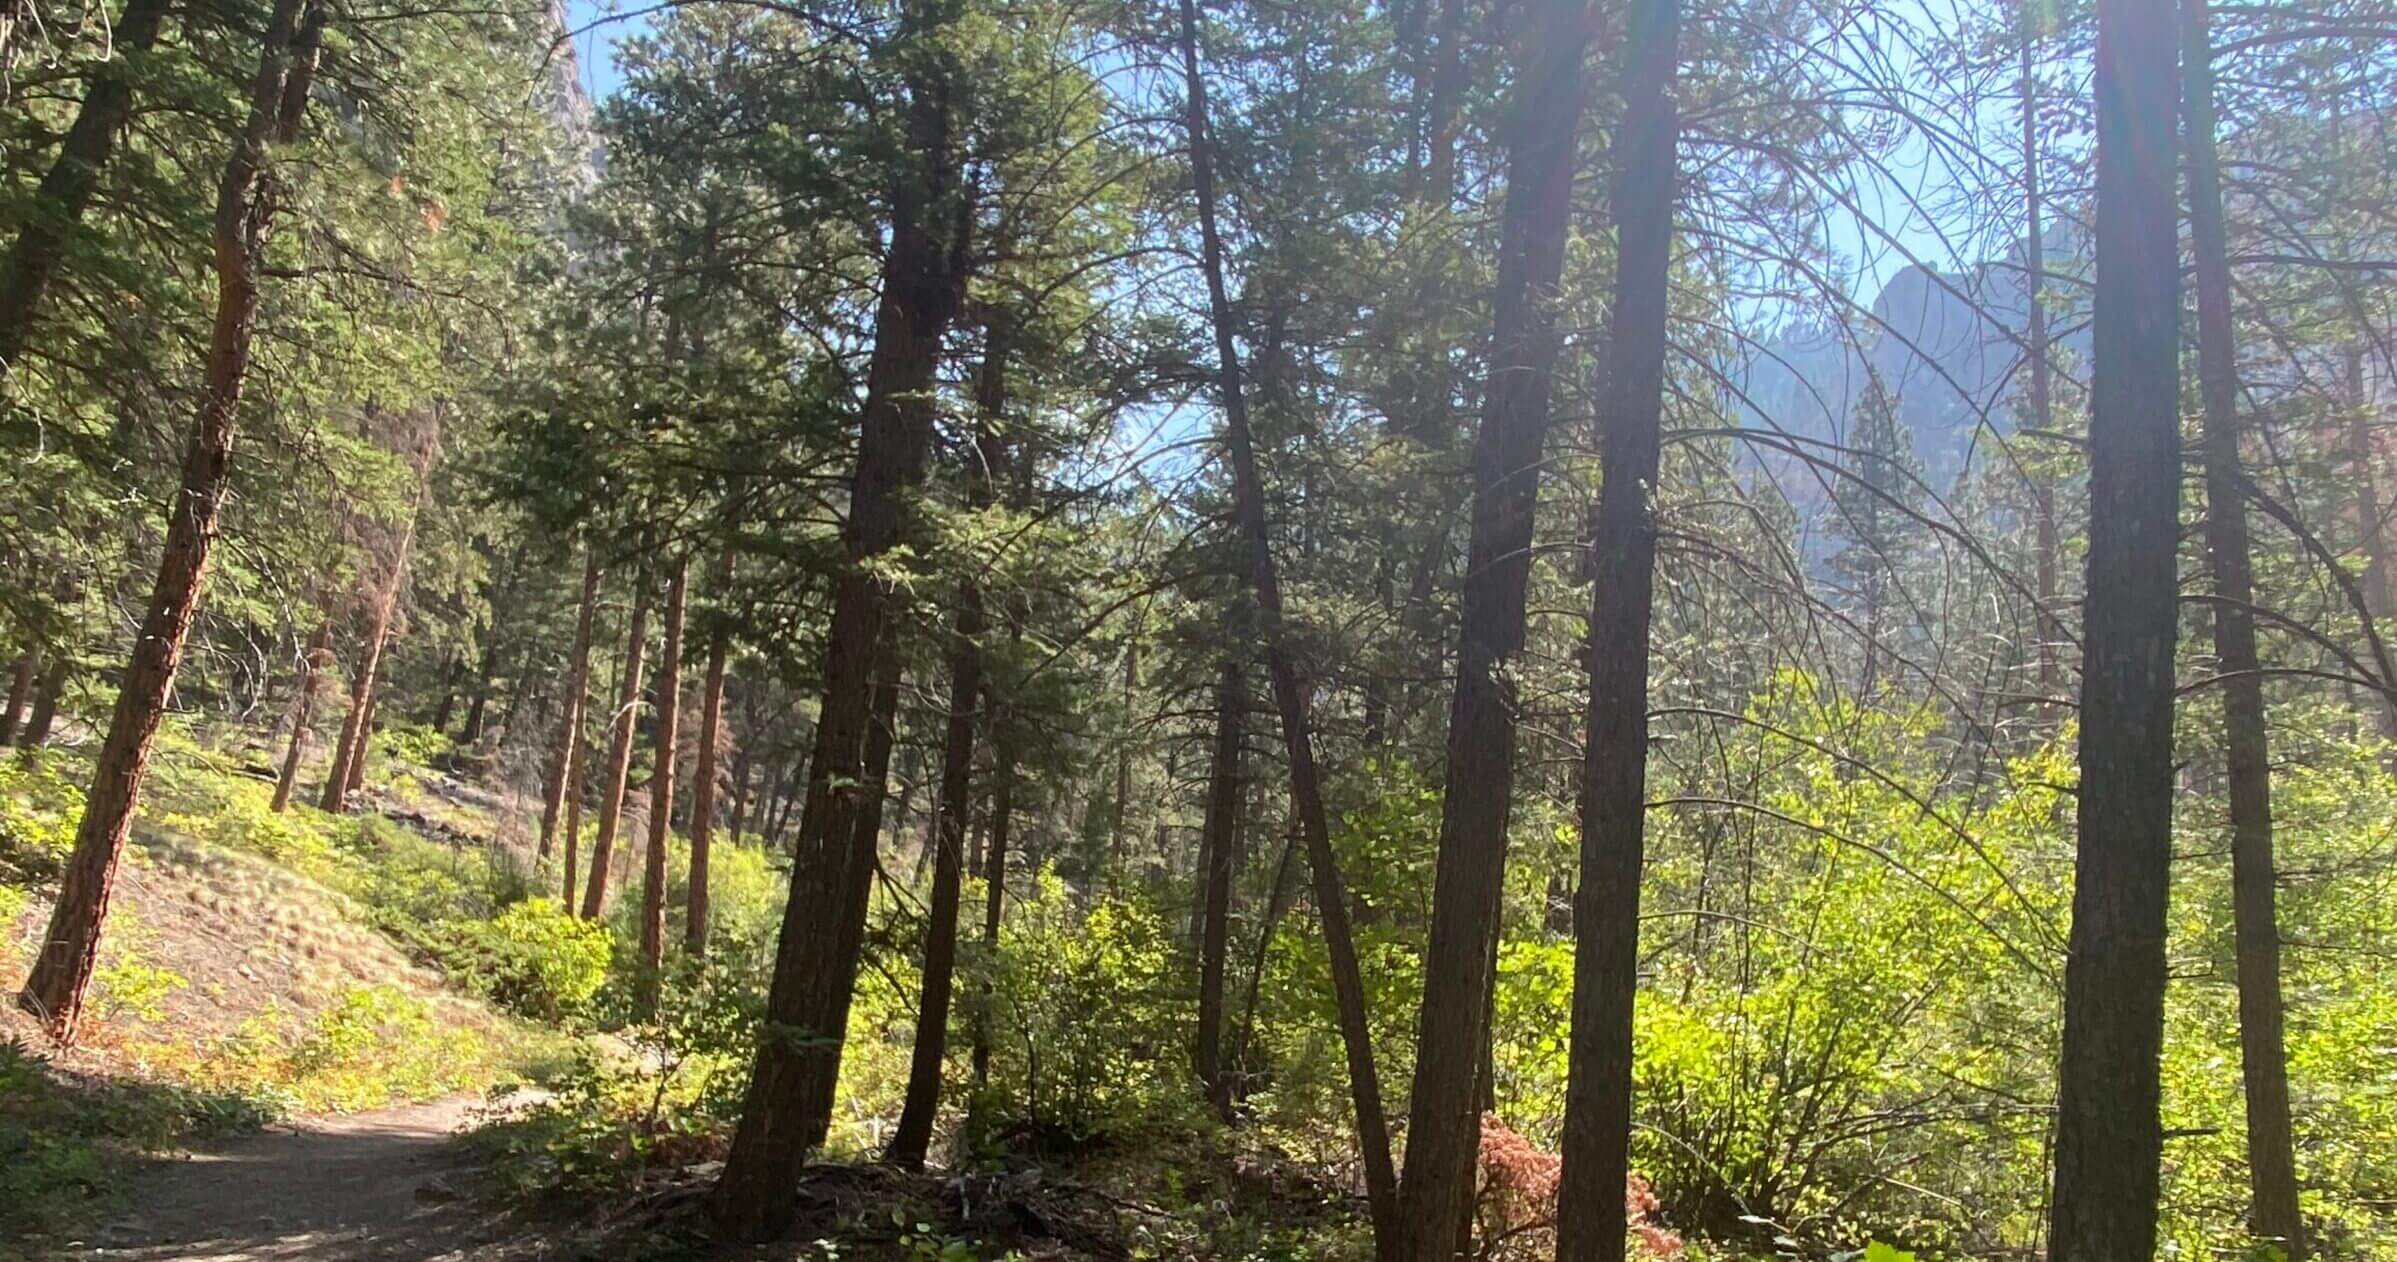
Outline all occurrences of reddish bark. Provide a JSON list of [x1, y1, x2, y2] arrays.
[[542, 551, 603, 859], [16, 0, 318, 1042], [638, 557, 687, 1014], [583, 583, 652, 919]]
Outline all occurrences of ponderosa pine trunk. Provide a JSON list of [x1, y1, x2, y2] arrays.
[[886, 580, 984, 1169], [542, 551, 603, 859], [1555, 0, 1675, 1254], [323, 501, 421, 813], [583, 582, 651, 919], [686, 546, 733, 954], [17, 0, 319, 1041], [0, 651, 34, 743], [969, 679, 1016, 1100], [713, 5, 969, 1227], [0, 0, 173, 379], [2184, 1, 2302, 1251], [637, 556, 687, 1015], [1194, 660, 1245, 1122], [1176, 0, 1398, 1241], [2046, 0, 2181, 1247], [887, 330, 1006, 1170], [1397, 0, 1596, 1251], [271, 620, 330, 812]]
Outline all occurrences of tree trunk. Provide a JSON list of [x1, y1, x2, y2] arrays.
[[542, 551, 603, 859], [323, 505, 420, 813], [886, 581, 984, 1169], [1176, 0, 1398, 1243], [0, 651, 34, 744], [1397, 0, 1596, 1249], [21, 656, 66, 746], [0, 0, 174, 377], [1194, 660, 1244, 1122], [271, 621, 330, 812], [727, 745, 750, 847], [686, 547, 733, 954], [714, 5, 970, 1222], [16, 0, 318, 1042], [345, 684, 375, 796], [583, 582, 651, 919], [1556, 0, 1675, 1254], [2046, 0, 2181, 1248], [638, 557, 687, 1015], [970, 679, 1016, 1099], [2185, 3, 2302, 1252]]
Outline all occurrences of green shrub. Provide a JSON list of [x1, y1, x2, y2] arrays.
[[444, 897, 611, 1020], [0, 748, 83, 882]]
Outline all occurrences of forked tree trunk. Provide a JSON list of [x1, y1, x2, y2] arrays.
[[345, 686, 375, 796], [16, 0, 318, 1042], [1556, 0, 1676, 1254], [1395, 0, 1596, 1250], [271, 621, 330, 812], [1193, 660, 1245, 1121], [713, 0, 969, 1231], [0, 0, 174, 377], [2184, 3, 2302, 1252], [637, 557, 687, 1014], [583, 583, 651, 919], [1175, 0, 1397, 1242], [542, 551, 603, 859], [2046, 0, 2181, 1248], [686, 546, 733, 953]]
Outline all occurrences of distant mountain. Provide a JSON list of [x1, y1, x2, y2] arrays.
[[1731, 225, 2086, 515]]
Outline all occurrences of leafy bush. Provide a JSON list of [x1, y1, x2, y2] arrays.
[[440, 896, 611, 1020], [140, 984, 487, 1114], [0, 747, 83, 882]]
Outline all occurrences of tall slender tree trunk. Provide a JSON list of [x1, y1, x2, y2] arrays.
[[271, 620, 330, 812], [0, 0, 173, 378], [0, 651, 34, 743], [887, 329, 1007, 1170], [1176, 0, 1397, 1242], [886, 583, 984, 1169], [686, 547, 733, 954], [2046, 0, 2181, 1248], [1397, 0, 1596, 1251], [323, 504, 420, 813], [714, 5, 970, 1228], [2185, 3, 2302, 1252], [16, 0, 319, 1041], [969, 679, 1016, 1099], [637, 557, 687, 1015], [583, 583, 651, 919], [21, 657, 66, 746], [727, 745, 751, 847], [542, 551, 603, 859], [1194, 661, 1245, 1122], [1556, 0, 1676, 1254], [345, 686, 376, 795]]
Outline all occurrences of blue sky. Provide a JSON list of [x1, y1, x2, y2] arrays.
[[562, 0, 644, 101]]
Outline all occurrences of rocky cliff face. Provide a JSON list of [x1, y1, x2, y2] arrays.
[[1733, 226, 2087, 512], [537, 0, 602, 209]]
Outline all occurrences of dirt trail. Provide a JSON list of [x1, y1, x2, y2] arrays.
[[80, 1094, 508, 1261]]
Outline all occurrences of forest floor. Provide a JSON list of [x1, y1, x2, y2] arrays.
[[78, 1093, 507, 1261]]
